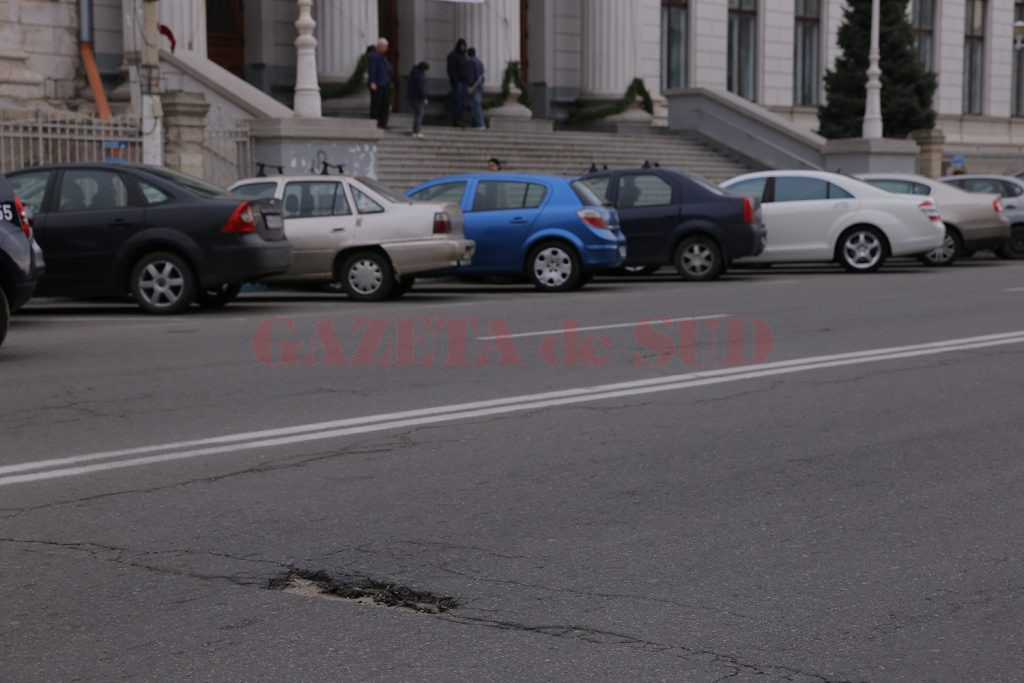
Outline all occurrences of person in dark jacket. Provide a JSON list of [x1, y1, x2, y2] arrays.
[[467, 47, 486, 129], [407, 62, 430, 139], [446, 38, 472, 127], [367, 38, 393, 129]]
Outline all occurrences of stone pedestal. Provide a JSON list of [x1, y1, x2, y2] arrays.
[[911, 128, 946, 178], [162, 91, 210, 180], [294, 0, 322, 118], [248, 117, 382, 178], [823, 137, 919, 174]]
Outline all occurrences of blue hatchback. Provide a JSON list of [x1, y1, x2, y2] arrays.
[[406, 173, 626, 291]]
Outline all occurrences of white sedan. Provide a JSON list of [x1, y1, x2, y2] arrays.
[[721, 170, 945, 272], [230, 175, 475, 300]]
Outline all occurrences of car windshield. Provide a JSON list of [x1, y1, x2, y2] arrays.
[[142, 166, 229, 198], [355, 176, 407, 204], [570, 180, 604, 206]]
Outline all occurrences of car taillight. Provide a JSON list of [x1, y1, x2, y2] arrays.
[[577, 208, 608, 229], [994, 198, 1004, 213], [918, 200, 943, 223], [222, 201, 256, 234], [13, 195, 29, 238], [433, 211, 452, 234], [742, 196, 755, 225]]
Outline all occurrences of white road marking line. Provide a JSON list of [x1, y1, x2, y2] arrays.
[[3, 330, 1024, 487], [476, 314, 732, 341], [1004, 287, 1024, 292]]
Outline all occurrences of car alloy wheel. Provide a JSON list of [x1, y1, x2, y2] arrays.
[[839, 228, 885, 272], [527, 241, 581, 292], [1002, 225, 1024, 259], [922, 231, 958, 267], [130, 251, 196, 314], [674, 236, 723, 281], [340, 251, 395, 301]]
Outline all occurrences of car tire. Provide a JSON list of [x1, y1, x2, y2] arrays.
[[339, 251, 395, 301], [526, 241, 581, 292], [837, 227, 887, 273], [674, 236, 723, 281], [0, 287, 9, 348], [1000, 224, 1024, 259], [920, 229, 960, 267], [391, 276, 416, 298], [130, 251, 196, 314], [620, 264, 658, 276], [197, 283, 242, 308]]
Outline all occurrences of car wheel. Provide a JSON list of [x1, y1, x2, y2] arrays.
[[920, 229, 960, 267], [391, 276, 416, 299], [1000, 224, 1024, 259], [838, 227, 886, 273], [0, 287, 9, 348], [526, 241, 581, 292], [674, 236, 723, 281], [197, 283, 242, 308], [130, 251, 196, 314], [620, 264, 658, 275], [340, 251, 395, 301]]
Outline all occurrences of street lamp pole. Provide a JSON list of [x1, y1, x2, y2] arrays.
[[294, 0, 322, 118], [862, 0, 883, 139]]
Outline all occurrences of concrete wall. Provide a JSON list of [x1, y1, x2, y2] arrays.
[[0, 0, 80, 103]]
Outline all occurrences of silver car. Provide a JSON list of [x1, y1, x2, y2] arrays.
[[941, 174, 1024, 258]]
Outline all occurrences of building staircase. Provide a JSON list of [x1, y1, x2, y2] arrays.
[[375, 125, 756, 191]]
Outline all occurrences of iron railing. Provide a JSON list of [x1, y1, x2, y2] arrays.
[[0, 111, 143, 173], [203, 127, 253, 188]]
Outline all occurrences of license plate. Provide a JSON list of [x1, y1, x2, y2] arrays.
[[264, 214, 284, 230], [0, 202, 16, 224]]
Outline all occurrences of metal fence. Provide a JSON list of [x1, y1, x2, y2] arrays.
[[203, 128, 253, 188], [0, 111, 143, 173]]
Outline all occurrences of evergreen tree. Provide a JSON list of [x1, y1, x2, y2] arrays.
[[818, 0, 936, 139]]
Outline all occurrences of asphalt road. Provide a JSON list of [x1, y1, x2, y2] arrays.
[[3, 258, 1024, 682]]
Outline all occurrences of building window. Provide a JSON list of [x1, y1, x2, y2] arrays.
[[728, 0, 757, 100], [661, 0, 688, 91], [911, 0, 936, 72], [963, 0, 986, 115], [1014, 0, 1024, 116], [794, 0, 820, 106]]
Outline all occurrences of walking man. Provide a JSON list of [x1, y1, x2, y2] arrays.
[[446, 39, 472, 127], [407, 62, 429, 139], [467, 47, 486, 129], [368, 37, 392, 129]]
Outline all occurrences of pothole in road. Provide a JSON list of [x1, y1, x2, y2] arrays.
[[268, 569, 459, 614]]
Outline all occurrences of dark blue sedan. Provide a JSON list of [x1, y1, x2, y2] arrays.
[[406, 173, 626, 291]]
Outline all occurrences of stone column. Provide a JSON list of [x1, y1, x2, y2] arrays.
[[911, 128, 946, 178], [159, 0, 207, 56], [294, 0, 322, 118], [580, 0, 652, 124], [162, 91, 210, 180], [454, 0, 519, 94], [316, 0, 377, 82]]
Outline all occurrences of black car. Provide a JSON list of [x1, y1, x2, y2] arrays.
[[7, 164, 291, 313], [0, 174, 38, 347], [579, 168, 766, 281]]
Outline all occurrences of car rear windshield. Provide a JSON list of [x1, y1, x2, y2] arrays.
[[143, 166, 229, 198], [355, 176, 407, 204], [571, 180, 604, 206]]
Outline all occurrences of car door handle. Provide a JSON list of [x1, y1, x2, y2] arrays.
[[110, 218, 131, 227], [510, 217, 529, 224], [834, 202, 851, 210], [331, 227, 346, 232], [1006, 203, 1017, 209]]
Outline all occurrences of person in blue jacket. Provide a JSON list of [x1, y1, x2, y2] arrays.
[[446, 38, 472, 127], [467, 47, 486, 129], [407, 62, 430, 139], [367, 37, 393, 129]]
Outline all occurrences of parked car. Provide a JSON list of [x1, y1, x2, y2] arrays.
[[229, 174, 475, 300], [405, 173, 626, 291], [858, 173, 1009, 265], [578, 167, 765, 281], [0, 173, 38, 347], [7, 164, 291, 313], [720, 170, 945, 272], [941, 174, 1024, 258]]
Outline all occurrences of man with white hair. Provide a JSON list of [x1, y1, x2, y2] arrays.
[[367, 37, 393, 129]]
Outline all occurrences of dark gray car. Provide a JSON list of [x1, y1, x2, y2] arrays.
[[942, 174, 1024, 258]]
